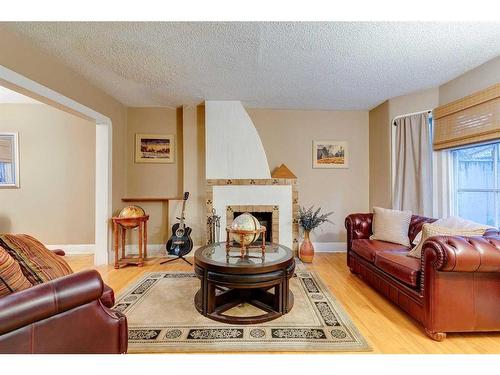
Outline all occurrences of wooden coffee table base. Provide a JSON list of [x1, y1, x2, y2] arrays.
[[194, 285, 294, 324], [194, 242, 295, 325]]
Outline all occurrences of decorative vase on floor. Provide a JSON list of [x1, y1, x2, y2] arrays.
[[300, 230, 314, 263], [298, 205, 333, 264]]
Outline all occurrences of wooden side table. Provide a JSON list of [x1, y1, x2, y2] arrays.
[[112, 215, 149, 269]]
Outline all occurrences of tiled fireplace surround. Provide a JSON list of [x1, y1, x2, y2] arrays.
[[205, 178, 299, 253], [226, 205, 279, 243]]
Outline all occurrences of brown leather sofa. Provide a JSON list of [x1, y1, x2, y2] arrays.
[[0, 265, 127, 354], [345, 213, 500, 341]]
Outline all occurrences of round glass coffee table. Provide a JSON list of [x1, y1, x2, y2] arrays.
[[194, 242, 295, 324]]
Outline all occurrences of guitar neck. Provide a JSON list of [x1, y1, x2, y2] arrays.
[[179, 199, 187, 229]]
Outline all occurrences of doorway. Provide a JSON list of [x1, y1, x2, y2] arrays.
[[0, 65, 112, 265]]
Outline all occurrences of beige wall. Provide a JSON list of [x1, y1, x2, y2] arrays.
[[125, 107, 183, 245], [0, 26, 128, 259], [125, 105, 205, 248], [368, 101, 390, 209], [127, 107, 181, 197], [389, 87, 439, 121], [248, 109, 369, 243], [2, 24, 497, 252], [0, 103, 95, 244], [368, 57, 499, 214], [439, 56, 500, 105], [181, 105, 206, 246], [0, 25, 127, 218]]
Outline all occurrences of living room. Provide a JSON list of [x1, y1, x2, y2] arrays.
[[0, 1, 499, 373]]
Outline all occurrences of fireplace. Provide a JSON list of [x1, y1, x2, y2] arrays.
[[206, 178, 299, 252], [204, 100, 299, 252], [227, 205, 279, 243]]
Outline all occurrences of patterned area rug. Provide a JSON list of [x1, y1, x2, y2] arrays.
[[114, 266, 370, 353]]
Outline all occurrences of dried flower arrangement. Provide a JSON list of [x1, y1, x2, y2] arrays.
[[298, 206, 333, 232]]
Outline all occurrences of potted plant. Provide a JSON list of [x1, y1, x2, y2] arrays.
[[298, 206, 333, 263]]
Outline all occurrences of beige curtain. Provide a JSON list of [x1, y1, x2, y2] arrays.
[[392, 112, 433, 216]]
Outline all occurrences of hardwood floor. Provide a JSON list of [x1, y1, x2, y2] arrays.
[[65, 252, 500, 354]]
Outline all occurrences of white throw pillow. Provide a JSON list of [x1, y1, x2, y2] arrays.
[[407, 223, 487, 259], [370, 207, 412, 247], [412, 216, 493, 246]]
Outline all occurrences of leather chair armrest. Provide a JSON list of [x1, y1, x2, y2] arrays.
[[101, 284, 115, 308], [0, 270, 104, 335], [422, 235, 500, 272], [345, 213, 373, 251]]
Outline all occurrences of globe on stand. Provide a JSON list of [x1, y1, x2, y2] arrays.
[[118, 205, 146, 229], [230, 212, 261, 245]]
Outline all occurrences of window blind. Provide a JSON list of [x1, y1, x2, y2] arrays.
[[433, 83, 500, 151], [0, 138, 13, 163]]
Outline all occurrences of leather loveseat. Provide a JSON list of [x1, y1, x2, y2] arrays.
[[0, 249, 127, 354], [345, 213, 500, 341]]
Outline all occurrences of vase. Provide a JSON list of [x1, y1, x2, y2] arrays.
[[299, 230, 314, 263]]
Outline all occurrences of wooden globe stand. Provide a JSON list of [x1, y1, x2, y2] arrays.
[[112, 215, 149, 269], [226, 226, 267, 257]]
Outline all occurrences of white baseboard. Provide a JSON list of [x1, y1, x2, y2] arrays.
[[49, 243, 344, 256], [310, 242, 346, 253], [140, 243, 345, 255], [46, 244, 95, 255]]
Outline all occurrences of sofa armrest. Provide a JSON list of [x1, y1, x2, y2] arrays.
[[0, 270, 104, 335], [422, 235, 500, 272], [345, 213, 373, 251]]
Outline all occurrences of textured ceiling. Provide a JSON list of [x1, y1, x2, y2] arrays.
[[4, 22, 500, 110]]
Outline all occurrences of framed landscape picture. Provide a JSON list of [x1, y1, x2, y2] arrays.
[[313, 140, 349, 169], [0, 133, 20, 188], [135, 134, 174, 163]]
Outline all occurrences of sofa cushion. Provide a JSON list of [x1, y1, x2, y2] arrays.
[[0, 246, 33, 297], [374, 251, 421, 287], [351, 239, 409, 263], [412, 216, 492, 246], [0, 234, 73, 285], [370, 207, 412, 246], [407, 223, 487, 259]]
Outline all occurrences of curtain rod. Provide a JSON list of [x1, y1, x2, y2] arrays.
[[393, 110, 432, 126]]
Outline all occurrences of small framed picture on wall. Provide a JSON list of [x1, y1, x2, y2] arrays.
[[135, 134, 175, 163], [313, 140, 349, 169], [0, 132, 20, 188]]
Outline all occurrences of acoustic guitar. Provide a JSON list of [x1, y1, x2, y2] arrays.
[[164, 192, 193, 264]]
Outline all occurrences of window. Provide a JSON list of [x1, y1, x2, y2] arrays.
[[0, 133, 19, 188], [452, 142, 500, 226]]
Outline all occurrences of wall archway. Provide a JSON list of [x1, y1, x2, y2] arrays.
[[0, 65, 112, 265]]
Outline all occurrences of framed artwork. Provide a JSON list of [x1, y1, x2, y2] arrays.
[[135, 134, 174, 163], [0, 133, 20, 188], [313, 140, 349, 169]]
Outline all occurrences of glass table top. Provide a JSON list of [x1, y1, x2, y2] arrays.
[[196, 242, 293, 267]]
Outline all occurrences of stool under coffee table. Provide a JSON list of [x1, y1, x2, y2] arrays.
[[194, 242, 295, 324]]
